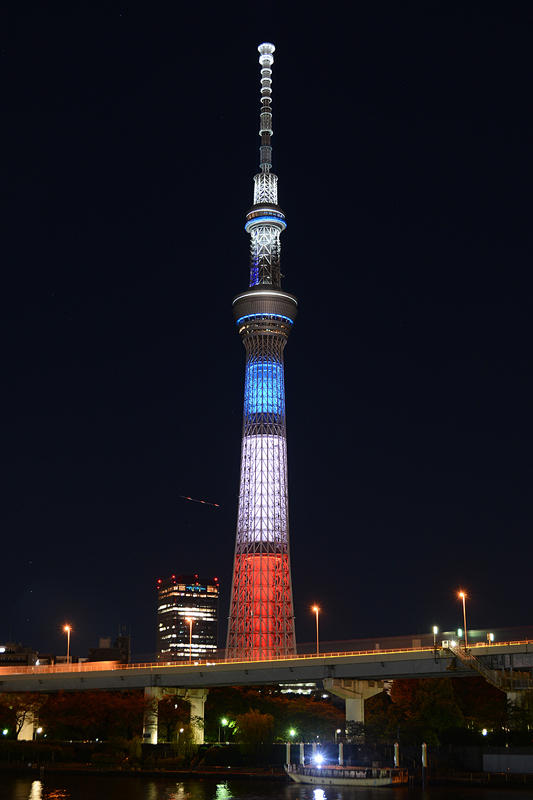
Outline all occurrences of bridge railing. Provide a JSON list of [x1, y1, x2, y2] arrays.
[[0, 639, 531, 678]]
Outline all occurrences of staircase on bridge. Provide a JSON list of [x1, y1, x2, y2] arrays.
[[445, 641, 533, 693]]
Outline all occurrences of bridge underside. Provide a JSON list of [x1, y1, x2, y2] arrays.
[[0, 650, 506, 694]]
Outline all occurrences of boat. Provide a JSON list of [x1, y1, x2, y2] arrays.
[[285, 763, 408, 787]]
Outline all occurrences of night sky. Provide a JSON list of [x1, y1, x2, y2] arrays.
[[3, 3, 532, 660]]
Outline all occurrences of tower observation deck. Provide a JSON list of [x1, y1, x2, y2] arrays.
[[226, 43, 297, 660]]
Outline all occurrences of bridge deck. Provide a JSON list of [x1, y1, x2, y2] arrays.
[[0, 640, 531, 693]]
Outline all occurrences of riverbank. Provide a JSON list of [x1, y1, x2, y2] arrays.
[[0, 763, 288, 780], [2, 762, 533, 789]]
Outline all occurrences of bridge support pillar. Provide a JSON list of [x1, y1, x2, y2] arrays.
[[143, 687, 208, 745], [17, 712, 35, 741], [176, 688, 208, 744], [324, 678, 383, 738], [142, 686, 163, 744]]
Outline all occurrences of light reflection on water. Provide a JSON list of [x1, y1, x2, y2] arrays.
[[28, 782, 41, 800], [4, 775, 532, 800]]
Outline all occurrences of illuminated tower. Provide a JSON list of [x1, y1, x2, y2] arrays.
[[226, 43, 297, 660]]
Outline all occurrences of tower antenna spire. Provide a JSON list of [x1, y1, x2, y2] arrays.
[[258, 42, 275, 173]]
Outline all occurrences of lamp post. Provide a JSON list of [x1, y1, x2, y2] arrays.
[[458, 591, 468, 649], [312, 605, 320, 656], [432, 626, 438, 648], [63, 624, 72, 664], [185, 617, 194, 663], [219, 717, 228, 743]]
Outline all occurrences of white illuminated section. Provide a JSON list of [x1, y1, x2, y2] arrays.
[[254, 173, 278, 204], [233, 290, 297, 304], [237, 434, 288, 544]]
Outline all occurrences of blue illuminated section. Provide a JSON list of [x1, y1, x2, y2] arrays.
[[244, 215, 287, 233], [244, 359, 285, 417], [250, 267, 260, 286], [237, 313, 294, 326]]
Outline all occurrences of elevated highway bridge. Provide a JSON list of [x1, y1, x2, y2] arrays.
[[1, 639, 532, 744]]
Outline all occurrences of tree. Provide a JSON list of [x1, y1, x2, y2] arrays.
[[204, 686, 344, 743], [389, 679, 464, 745], [364, 690, 394, 745], [235, 709, 274, 748], [452, 677, 506, 732], [157, 695, 190, 743], [39, 690, 145, 740], [0, 693, 44, 737]]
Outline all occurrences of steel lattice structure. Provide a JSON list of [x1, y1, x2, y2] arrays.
[[227, 43, 297, 660]]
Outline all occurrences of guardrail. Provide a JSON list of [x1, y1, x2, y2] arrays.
[[0, 639, 531, 678]]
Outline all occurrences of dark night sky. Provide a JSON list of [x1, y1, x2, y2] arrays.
[[3, 3, 532, 659]]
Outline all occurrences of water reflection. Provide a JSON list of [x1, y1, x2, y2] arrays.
[[28, 782, 42, 800], [3, 775, 532, 800], [143, 779, 233, 800]]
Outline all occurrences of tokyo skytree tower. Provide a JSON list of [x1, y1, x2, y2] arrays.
[[226, 43, 297, 660]]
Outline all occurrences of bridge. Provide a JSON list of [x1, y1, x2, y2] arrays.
[[1, 639, 532, 744]]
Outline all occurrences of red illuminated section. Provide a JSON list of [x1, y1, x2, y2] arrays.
[[228, 552, 294, 659]]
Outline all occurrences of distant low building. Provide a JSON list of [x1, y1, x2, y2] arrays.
[[0, 642, 38, 666], [88, 634, 130, 664], [157, 574, 219, 661]]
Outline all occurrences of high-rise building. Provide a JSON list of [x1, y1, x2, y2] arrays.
[[156, 574, 219, 661], [226, 43, 297, 660]]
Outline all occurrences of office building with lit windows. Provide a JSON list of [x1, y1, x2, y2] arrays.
[[156, 574, 219, 661]]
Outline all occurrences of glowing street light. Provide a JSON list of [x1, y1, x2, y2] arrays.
[[312, 605, 320, 656], [432, 626, 439, 648], [63, 624, 72, 664], [219, 717, 229, 743], [458, 591, 468, 649], [288, 728, 296, 738], [185, 617, 194, 663]]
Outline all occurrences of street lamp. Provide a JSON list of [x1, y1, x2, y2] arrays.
[[185, 617, 194, 663], [458, 591, 468, 649], [63, 624, 72, 664], [289, 728, 296, 739], [432, 626, 439, 648], [312, 605, 320, 656], [219, 717, 229, 743]]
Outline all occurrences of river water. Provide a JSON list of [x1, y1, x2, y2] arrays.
[[0, 775, 532, 800]]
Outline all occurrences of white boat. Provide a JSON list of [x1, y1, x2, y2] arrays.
[[285, 763, 408, 787]]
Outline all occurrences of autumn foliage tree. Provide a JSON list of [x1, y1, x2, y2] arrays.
[[204, 686, 344, 742], [38, 690, 145, 741], [235, 708, 274, 758], [157, 694, 190, 743]]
